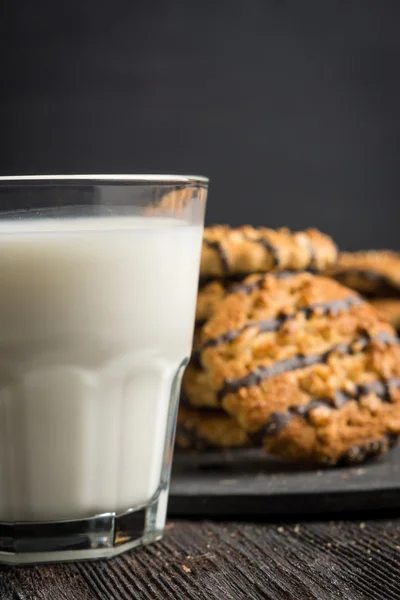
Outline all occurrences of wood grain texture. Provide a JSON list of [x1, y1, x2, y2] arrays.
[[0, 518, 399, 600]]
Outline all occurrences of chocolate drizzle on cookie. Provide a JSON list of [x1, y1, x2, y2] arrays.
[[229, 271, 299, 295], [201, 295, 363, 352], [203, 239, 230, 273], [306, 239, 317, 271], [248, 412, 293, 445], [242, 233, 280, 268], [248, 377, 400, 444], [175, 423, 200, 449], [175, 423, 215, 451], [258, 238, 281, 267], [340, 433, 398, 465], [247, 232, 325, 273], [218, 332, 400, 401], [333, 269, 400, 297], [197, 272, 298, 314]]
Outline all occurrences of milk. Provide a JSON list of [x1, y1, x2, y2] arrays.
[[0, 216, 202, 522]]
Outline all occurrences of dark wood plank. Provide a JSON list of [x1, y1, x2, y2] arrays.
[[169, 446, 400, 517], [1, 518, 400, 600], [0, 562, 100, 600]]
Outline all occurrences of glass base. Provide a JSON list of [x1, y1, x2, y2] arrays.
[[0, 487, 168, 565]]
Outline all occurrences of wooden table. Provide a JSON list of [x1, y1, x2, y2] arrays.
[[1, 516, 399, 600]]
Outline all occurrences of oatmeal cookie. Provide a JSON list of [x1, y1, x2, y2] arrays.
[[175, 406, 395, 464], [201, 226, 337, 279], [196, 271, 294, 324], [327, 251, 400, 297], [196, 279, 227, 325], [176, 405, 250, 450], [184, 272, 400, 465]]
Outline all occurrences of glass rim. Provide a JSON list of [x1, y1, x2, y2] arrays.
[[0, 174, 209, 186]]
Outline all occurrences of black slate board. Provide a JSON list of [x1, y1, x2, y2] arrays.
[[169, 445, 400, 518]]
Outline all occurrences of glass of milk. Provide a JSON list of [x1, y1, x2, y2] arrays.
[[0, 175, 207, 564]]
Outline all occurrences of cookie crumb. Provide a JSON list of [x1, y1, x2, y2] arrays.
[[182, 565, 191, 573]]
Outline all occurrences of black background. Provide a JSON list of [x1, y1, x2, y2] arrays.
[[1, 1, 399, 250]]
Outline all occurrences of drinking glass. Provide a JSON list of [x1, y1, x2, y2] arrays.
[[0, 175, 208, 564]]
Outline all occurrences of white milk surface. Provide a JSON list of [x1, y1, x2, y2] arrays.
[[0, 216, 202, 521]]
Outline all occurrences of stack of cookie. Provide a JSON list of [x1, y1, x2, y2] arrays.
[[177, 227, 400, 466], [328, 251, 400, 333]]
